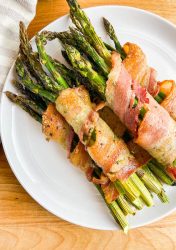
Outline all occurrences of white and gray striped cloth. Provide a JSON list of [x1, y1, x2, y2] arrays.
[[0, 0, 37, 93]]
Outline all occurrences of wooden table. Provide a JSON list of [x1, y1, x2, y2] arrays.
[[1, 0, 176, 249]]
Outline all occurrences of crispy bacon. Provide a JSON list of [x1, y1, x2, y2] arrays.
[[148, 68, 160, 96], [161, 81, 176, 120], [86, 167, 94, 182], [92, 173, 109, 185], [94, 102, 106, 112], [42, 103, 71, 149], [67, 128, 74, 158], [101, 181, 119, 203], [166, 166, 176, 180], [123, 42, 150, 87], [70, 141, 94, 173], [107, 158, 140, 181], [123, 43, 160, 97], [41, 101, 122, 201]]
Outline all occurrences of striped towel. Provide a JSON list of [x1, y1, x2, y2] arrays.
[[0, 0, 37, 93]]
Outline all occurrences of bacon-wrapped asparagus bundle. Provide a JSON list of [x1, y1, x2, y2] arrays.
[[103, 17, 176, 122], [64, 2, 176, 179], [103, 19, 176, 178], [6, 91, 131, 231], [56, 85, 140, 180]]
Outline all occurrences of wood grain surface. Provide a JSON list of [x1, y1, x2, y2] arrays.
[[1, 0, 176, 249]]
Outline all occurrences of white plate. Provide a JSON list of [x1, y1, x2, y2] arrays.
[[1, 6, 176, 231]]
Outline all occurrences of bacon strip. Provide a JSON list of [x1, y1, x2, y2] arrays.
[[148, 68, 160, 96], [135, 94, 176, 167], [106, 52, 176, 174], [101, 181, 119, 203], [106, 52, 148, 136], [42, 103, 71, 149], [123, 43, 159, 96], [161, 81, 176, 120], [123, 42, 150, 87]]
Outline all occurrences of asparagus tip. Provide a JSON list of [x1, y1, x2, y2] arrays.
[[102, 17, 109, 27], [5, 91, 17, 101]]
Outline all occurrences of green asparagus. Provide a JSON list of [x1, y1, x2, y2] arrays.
[[35, 33, 68, 89], [16, 57, 57, 103], [66, 0, 111, 64], [6, 91, 42, 123], [103, 17, 126, 59], [19, 22, 62, 93]]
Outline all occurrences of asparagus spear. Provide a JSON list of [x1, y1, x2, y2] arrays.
[[103, 17, 126, 59], [148, 161, 174, 186], [58, 29, 110, 76], [129, 173, 154, 206], [136, 165, 169, 203], [103, 42, 115, 51], [6, 92, 42, 123], [94, 167, 138, 212], [95, 184, 129, 232], [47, 54, 76, 87], [13, 80, 48, 108], [61, 50, 73, 66], [117, 194, 135, 215], [19, 22, 63, 93], [16, 57, 57, 103], [69, 11, 115, 52], [66, 0, 111, 64], [70, 10, 84, 34], [36, 31, 92, 87], [35, 33, 68, 89], [64, 44, 106, 99]]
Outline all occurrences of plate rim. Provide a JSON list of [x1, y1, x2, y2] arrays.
[[1, 5, 176, 231]]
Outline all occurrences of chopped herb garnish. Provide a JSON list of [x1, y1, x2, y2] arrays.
[[158, 91, 166, 99], [87, 128, 96, 147], [132, 97, 138, 108], [154, 93, 163, 104], [139, 107, 147, 120]]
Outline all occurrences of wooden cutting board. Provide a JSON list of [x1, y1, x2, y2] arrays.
[[1, 0, 176, 249]]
